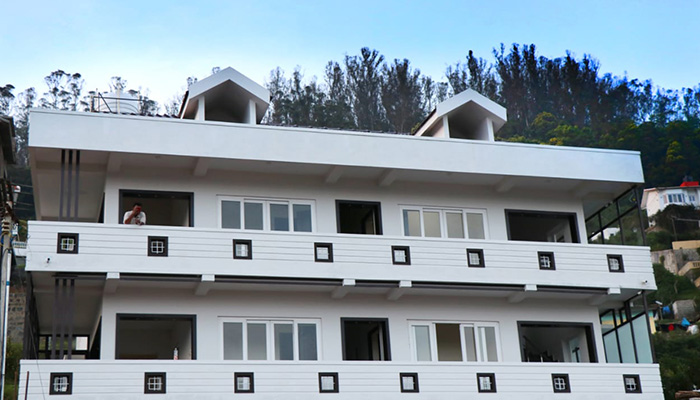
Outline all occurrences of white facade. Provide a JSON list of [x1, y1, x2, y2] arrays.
[[642, 184, 700, 219], [19, 67, 662, 399]]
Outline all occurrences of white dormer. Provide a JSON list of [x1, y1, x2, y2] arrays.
[[414, 89, 507, 141], [180, 67, 270, 124]]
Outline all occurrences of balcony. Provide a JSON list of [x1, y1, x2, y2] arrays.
[[18, 360, 662, 398], [26, 221, 655, 294]]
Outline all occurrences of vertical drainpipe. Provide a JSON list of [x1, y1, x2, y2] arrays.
[[59, 150, 65, 221], [73, 151, 80, 221]]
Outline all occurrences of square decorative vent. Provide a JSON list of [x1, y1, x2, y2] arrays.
[[623, 375, 642, 393], [234, 372, 254, 393], [57, 233, 79, 254], [318, 372, 339, 393], [392, 246, 411, 265], [315, 243, 334, 262], [233, 239, 253, 260], [608, 255, 625, 273], [49, 372, 72, 395], [467, 249, 485, 268], [147, 236, 168, 257], [552, 374, 571, 393], [476, 373, 496, 393], [144, 372, 166, 394]]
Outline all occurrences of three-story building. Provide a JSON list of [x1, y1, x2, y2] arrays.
[[19, 67, 661, 398]]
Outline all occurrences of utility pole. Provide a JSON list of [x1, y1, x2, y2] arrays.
[[0, 205, 13, 400]]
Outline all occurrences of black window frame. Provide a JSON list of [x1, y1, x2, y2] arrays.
[[399, 372, 419, 393], [119, 189, 195, 227], [314, 243, 334, 263], [607, 254, 625, 273], [318, 372, 339, 393], [232, 239, 253, 260], [623, 374, 642, 394], [147, 236, 168, 257], [57, 233, 79, 254], [518, 321, 598, 363], [49, 372, 73, 395], [476, 373, 497, 393], [391, 246, 411, 265], [467, 249, 485, 268], [115, 314, 197, 360], [340, 317, 392, 361], [234, 372, 255, 393], [335, 200, 383, 235], [144, 372, 166, 394], [551, 374, 571, 393], [537, 251, 556, 270], [505, 209, 580, 243]]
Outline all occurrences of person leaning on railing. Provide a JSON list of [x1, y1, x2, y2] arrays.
[[123, 203, 146, 225]]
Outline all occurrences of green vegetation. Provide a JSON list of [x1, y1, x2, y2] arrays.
[[3, 339, 22, 400], [648, 263, 700, 305], [654, 332, 700, 400]]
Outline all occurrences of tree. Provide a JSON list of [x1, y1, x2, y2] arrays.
[[39, 70, 84, 110], [380, 59, 424, 133], [0, 84, 15, 115], [345, 48, 386, 131], [323, 61, 355, 129]]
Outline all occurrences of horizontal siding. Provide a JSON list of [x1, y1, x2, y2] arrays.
[[26, 221, 655, 291], [19, 360, 663, 399]]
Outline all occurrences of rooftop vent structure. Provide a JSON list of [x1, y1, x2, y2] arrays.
[[90, 89, 140, 114]]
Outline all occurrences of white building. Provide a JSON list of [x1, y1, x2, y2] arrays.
[[642, 181, 700, 220], [19, 67, 661, 399]]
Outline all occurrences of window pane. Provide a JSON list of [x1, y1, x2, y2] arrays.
[[467, 213, 485, 239], [244, 202, 264, 230], [617, 323, 635, 363], [446, 212, 465, 238], [413, 325, 432, 361], [603, 332, 621, 363], [632, 316, 653, 363], [436, 324, 462, 361], [424, 211, 441, 237], [298, 323, 318, 360], [221, 201, 241, 229], [403, 210, 421, 236], [293, 204, 312, 232], [223, 322, 243, 360], [247, 323, 267, 360], [274, 323, 294, 360], [463, 326, 477, 361], [481, 327, 498, 361], [270, 203, 290, 231]]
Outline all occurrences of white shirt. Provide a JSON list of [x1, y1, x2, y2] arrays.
[[123, 210, 146, 225]]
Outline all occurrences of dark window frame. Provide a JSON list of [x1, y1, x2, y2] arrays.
[[623, 374, 642, 394], [340, 317, 392, 361], [399, 372, 419, 393], [144, 372, 166, 394], [505, 209, 580, 243], [115, 314, 197, 360], [467, 249, 485, 268], [314, 243, 334, 263], [318, 372, 339, 393], [391, 246, 411, 265], [49, 372, 73, 395], [476, 372, 497, 393], [517, 321, 598, 363], [335, 200, 383, 235], [234, 372, 255, 393], [607, 254, 625, 273], [537, 251, 556, 270], [147, 236, 168, 257], [56, 233, 79, 254], [232, 239, 253, 260], [551, 373, 571, 393], [119, 189, 195, 227]]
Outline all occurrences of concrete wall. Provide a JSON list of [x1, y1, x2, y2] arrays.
[[651, 248, 700, 274]]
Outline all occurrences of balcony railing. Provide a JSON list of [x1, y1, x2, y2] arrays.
[[19, 360, 662, 399], [26, 221, 655, 291]]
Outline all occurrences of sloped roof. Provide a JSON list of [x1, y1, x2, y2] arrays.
[[414, 89, 507, 137]]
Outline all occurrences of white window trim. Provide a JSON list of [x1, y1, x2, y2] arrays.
[[218, 196, 316, 233], [399, 205, 489, 240], [219, 317, 321, 361], [408, 320, 501, 363]]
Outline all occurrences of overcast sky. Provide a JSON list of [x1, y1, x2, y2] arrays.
[[2, 0, 699, 108]]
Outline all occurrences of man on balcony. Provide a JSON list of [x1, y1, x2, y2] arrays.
[[123, 203, 147, 225]]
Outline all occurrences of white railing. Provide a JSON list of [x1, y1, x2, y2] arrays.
[[18, 360, 662, 399], [25, 221, 655, 291]]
